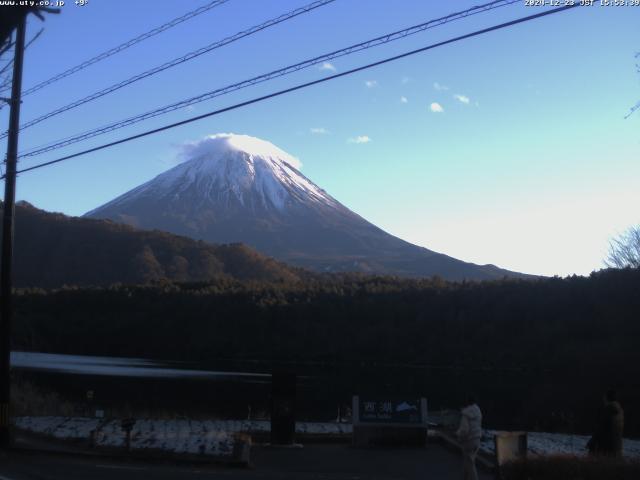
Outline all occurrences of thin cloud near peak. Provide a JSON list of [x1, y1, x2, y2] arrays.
[[454, 94, 470, 104], [348, 135, 371, 144], [310, 127, 329, 135], [318, 62, 336, 72], [433, 82, 449, 91]]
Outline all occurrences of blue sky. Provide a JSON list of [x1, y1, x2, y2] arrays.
[[1, 0, 638, 277]]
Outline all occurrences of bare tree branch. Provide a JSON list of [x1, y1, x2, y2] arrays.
[[606, 226, 640, 269]]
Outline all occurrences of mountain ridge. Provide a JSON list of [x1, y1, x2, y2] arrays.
[[3, 200, 305, 288]]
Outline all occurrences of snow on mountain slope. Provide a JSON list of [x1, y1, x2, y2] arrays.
[[85, 133, 530, 281], [86, 134, 338, 216]]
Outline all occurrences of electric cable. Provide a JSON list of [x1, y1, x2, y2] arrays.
[[17, 0, 520, 157], [5, 4, 579, 179], [0, 0, 337, 138], [0, 0, 231, 97]]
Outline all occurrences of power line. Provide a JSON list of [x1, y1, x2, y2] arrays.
[[6, 4, 579, 179], [1, 0, 337, 138], [17, 0, 520, 158], [24, 27, 44, 51], [0, 42, 13, 58], [0, 0, 231, 98]]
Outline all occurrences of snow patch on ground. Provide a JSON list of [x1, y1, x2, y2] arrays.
[[15, 417, 237, 457], [13, 417, 353, 456], [480, 430, 640, 459], [16, 416, 100, 439], [16, 416, 640, 460], [15, 417, 353, 438]]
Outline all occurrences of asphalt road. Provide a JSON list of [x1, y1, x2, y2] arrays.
[[0, 444, 494, 480]]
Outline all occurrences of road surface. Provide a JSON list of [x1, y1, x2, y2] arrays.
[[0, 444, 494, 479]]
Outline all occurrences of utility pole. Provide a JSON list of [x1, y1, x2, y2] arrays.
[[0, 15, 26, 448]]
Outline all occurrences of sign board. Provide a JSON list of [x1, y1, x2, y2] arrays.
[[353, 396, 427, 427], [359, 398, 423, 424], [352, 395, 428, 447]]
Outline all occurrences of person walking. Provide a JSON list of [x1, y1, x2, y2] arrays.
[[587, 389, 624, 457], [456, 395, 483, 480]]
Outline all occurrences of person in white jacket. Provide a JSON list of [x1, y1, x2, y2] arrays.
[[456, 395, 483, 480]]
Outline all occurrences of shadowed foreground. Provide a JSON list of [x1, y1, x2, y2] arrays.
[[502, 456, 640, 480], [0, 443, 493, 480]]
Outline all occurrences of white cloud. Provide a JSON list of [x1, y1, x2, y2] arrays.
[[180, 133, 302, 168], [318, 62, 336, 72], [400, 96, 408, 104], [401, 76, 411, 84], [310, 127, 329, 135], [430, 102, 444, 113], [433, 82, 449, 91], [453, 94, 470, 104], [348, 135, 371, 144], [365, 80, 378, 88]]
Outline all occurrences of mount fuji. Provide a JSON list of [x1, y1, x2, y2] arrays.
[[85, 133, 528, 280]]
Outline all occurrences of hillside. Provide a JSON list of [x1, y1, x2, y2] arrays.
[[2, 201, 305, 288]]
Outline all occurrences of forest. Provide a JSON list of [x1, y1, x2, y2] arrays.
[[4, 201, 307, 287], [11, 266, 640, 435]]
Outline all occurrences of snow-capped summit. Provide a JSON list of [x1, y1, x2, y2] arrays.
[[184, 133, 302, 167], [85, 133, 528, 280], [87, 133, 337, 215]]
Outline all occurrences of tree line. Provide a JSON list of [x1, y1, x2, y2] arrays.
[[11, 267, 640, 435]]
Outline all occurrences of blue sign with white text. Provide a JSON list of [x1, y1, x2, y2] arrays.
[[359, 398, 423, 424]]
